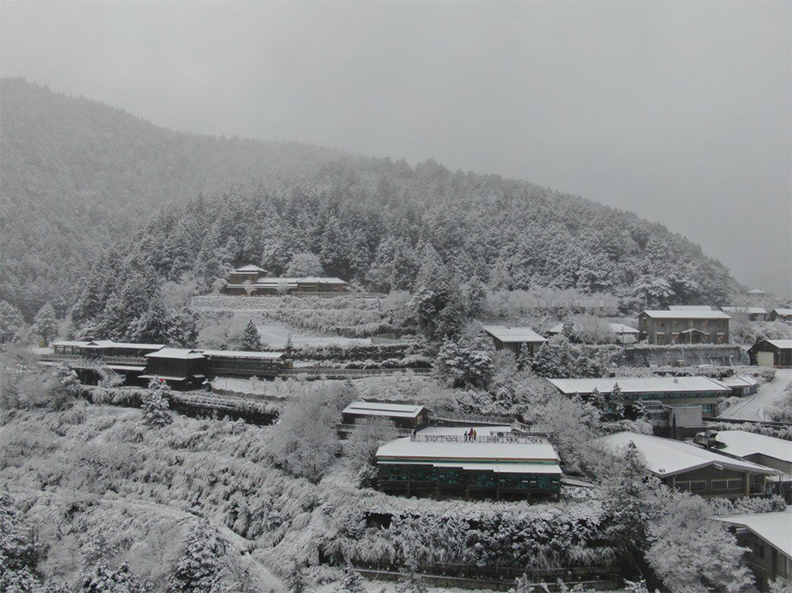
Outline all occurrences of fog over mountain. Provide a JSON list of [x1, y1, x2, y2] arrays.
[[1, 1, 789, 296]]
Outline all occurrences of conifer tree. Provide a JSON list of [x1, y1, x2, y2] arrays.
[[33, 301, 58, 344], [335, 566, 366, 593], [239, 320, 262, 351], [168, 519, 227, 593], [142, 380, 172, 427]]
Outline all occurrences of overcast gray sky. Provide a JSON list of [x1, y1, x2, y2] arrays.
[[2, 1, 790, 297]]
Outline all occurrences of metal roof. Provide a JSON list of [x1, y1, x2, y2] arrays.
[[771, 308, 792, 316], [668, 305, 715, 311], [234, 265, 267, 273], [642, 310, 731, 320], [548, 376, 730, 395], [762, 340, 792, 350], [712, 509, 792, 558], [596, 432, 781, 478], [481, 325, 547, 343], [144, 348, 205, 360], [376, 437, 560, 464], [343, 401, 428, 419], [715, 431, 792, 465], [201, 350, 284, 360]]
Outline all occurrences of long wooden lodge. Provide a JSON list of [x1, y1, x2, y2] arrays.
[[47, 340, 286, 388]]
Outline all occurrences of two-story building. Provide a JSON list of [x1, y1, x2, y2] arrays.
[[638, 310, 731, 345]]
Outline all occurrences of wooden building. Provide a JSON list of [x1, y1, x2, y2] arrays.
[[638, 310, 730, 345], [341, 401, 430, 430], [597, 432, 781, 499], [711, 375, 759, 397], [713, 510, 792, 591], [548, 376, 730, 415], [481, 325, 546, 357], [140, 348, 208, 388], [769, 309, 792, 324], [202, 350, 284, 378], [223, 274, 348, 296], [748, 340, 792, 368], [714, 431, 792, 495], [226, 264, 268, 285], [376, 428, 562, 500]]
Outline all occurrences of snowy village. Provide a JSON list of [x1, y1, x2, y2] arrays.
[[1, 3, 791, 593]]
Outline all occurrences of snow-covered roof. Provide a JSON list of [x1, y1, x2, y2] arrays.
[[642, 310, 731, 320], [714, 431, 792, 465], [711, 376, 759, 390], [234, 265, 267, 273], [106, 364, 147, 372], [771, 309, 792, 316], [547, 322, 638, 335], [721, 307, 767, 315], [378, 460, 562, 475], [343, 401, 428, 419], [254, 276, 347, 285], [596, 432, 781, 478], [548, 376, 729, 395], [712, 509, 792, 558], [53, 340, 164, 351], [668, 305, 714, 311], [377, 437, 561, 467], [482, 325, 546, 343], [760, 339, 792, 350], [144, 348, 205, 360], [200, 350, 284, 360], [748, 289, 768, 295]]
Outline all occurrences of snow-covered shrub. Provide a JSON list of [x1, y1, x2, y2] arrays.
[[168, 519, 227, 593], [435, 338, 494, 388], [267, 393, 341, 482]]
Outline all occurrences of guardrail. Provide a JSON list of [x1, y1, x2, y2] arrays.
[[412, 433, 549, 444], [280, 367, 432, 378]]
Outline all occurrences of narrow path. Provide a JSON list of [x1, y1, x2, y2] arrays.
[[718, 368, 792, 421]]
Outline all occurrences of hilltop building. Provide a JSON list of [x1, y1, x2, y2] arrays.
[[222, 265, 348, 296], [748, 340, 792, 368], [547, 376, 730, 414], [638, 310, 730, 345], [481, 325, 546, 357], [597, 432, 781, 499], [376, 427, 562, 500], [713, 510, 792, 590]]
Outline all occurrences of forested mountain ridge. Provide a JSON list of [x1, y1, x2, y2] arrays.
[[1, 78, 737, 329], [0, 77, 347, 319]]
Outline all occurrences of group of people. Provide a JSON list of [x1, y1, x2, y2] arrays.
[[463, 428, 478, 441]]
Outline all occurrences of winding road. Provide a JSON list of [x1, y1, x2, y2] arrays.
[[718, 368, 792, 421]]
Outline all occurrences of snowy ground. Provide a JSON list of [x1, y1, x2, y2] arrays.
[[718, 368, 792, 421]]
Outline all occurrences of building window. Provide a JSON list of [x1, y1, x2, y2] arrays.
[[727, 478, 744, 490], [711, 479, 728, 491], [689, 480, 706, 492], [755, 543, 765, 559]]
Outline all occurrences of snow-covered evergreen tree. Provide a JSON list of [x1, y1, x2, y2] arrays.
[[238, 320, 262, 351], [168, 519, 227, 593], [141, 380, 172, 427], [32, 302, 58, 344], [334, 566, 366, 593]]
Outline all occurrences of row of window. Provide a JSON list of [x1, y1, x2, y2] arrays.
[[378, 465, 561, 491], [675, 478, 744, 492]]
